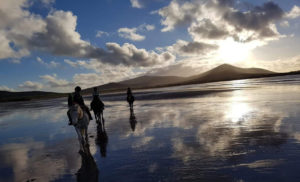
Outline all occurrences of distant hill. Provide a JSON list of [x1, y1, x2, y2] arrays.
[[82, 75, 186, 94], [82, 64, 300, 94], [181, 64, 275, 84]]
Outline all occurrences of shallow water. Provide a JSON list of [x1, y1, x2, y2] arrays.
[[1, 75, 300, 182]]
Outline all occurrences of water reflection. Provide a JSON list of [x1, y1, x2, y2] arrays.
[[76, 144, 99, 182], [96, 120, 108, 158], [129, 108, 137, 132], [0, 139, 81, 182]]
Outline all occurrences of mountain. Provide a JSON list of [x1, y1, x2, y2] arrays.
[[81, 64, 277, 94], [119, 75, 186, 87], [181, 64, 275, 84], [82, 75, 186, 94]]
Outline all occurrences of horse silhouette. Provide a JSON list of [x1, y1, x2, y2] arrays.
[[127, 88, 135, 110], [90, 95, 104, 124]]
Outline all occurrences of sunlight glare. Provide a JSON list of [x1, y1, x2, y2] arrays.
[[226, 102, 251, 123], [218, 38, 251, 63]]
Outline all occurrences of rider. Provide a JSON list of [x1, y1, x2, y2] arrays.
[[127, 87, 135, 108], [74, 86, 93, 120], [68, 86, 93, 121]]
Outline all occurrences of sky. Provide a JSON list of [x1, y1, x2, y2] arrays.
[[0, 0, 300, 92]]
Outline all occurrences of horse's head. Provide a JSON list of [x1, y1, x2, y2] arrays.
[[69, 104, 83, 125]]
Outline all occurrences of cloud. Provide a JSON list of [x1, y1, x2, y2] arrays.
[[36, 57, 60, 68], [64, 59, 78, 67], [64, 59, 137, 86], [280, 20, 290, 28], [168, 40, 218, 56], [95, 30, 109, 38], [130, 0, 143, 8], [40, 74, 72, 88], [10, 59, 21, 64], [118, 24, 155, 41], [118, 27, 145, 41], [0, 1, 171, 67], [286, 5, 300, 19], [0, 85, 15, 92], [222, 2, 284, 41], [157, 0, 202, 32], [100, 42, 175, 67], [130, 0, 162, 9], [157, 0, 285, 42], [18, 81, 43, 90], [188, 19, 229, 40]]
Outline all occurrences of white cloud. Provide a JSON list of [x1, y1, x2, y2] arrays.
[[118, 24, 155, 41], [18, 81, 43, 90], [157, 0, 202, 32], [0, 0, 170, 67], [64, 59, 78, 67], [95, 30, 109, 38], [130, 0, 143, 8], [40, 74, 72, 88], [36, 57, 60, 68], [118, 27, 145, 41], [0, 85, 15, 92], [10, 59, 21, 64], [280, 20, 290, 28], [286, 5, 300, 19]]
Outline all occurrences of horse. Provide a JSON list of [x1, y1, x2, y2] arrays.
[[68, 104, 90, 152], [90, 95, 104, 124], [127, 94, 135, 110]]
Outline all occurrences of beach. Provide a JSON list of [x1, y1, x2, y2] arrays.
[[1, 75, 300, 181]]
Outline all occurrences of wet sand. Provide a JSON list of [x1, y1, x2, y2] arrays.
[[1, 75, 300, 181]]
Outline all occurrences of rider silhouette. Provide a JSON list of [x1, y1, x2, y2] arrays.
[[68, 86, 93, 123]]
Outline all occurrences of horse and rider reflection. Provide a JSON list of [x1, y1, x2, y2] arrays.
[[129, 108, 137, 132], [76, 140, 99, 182], [67, 86, 137, 179], [96, 114, 108, 158]]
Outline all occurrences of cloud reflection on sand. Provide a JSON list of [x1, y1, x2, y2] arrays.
[[0, 139, 82, 182]]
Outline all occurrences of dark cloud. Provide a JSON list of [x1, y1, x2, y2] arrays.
[[179, 41, 218, 55], [158, 0, 286, 42], [189, 19, 229, 40], [223, 2, 284, 40]]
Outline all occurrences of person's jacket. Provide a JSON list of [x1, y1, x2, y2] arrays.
[[73, 92, 85, 106]]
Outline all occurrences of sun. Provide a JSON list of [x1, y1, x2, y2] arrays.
[[217, 38, 251, 63]]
